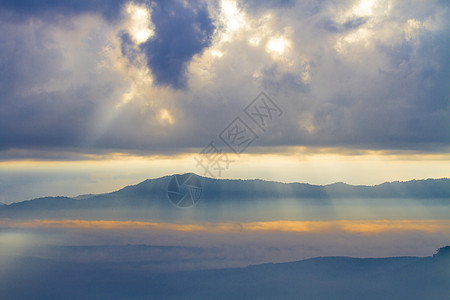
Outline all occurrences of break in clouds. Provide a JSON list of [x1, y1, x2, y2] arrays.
[[0, 0, 449, 157]]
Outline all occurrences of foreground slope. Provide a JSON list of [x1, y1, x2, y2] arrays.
[[1, 246, 448, 300]]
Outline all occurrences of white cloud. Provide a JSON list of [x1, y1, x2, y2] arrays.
[[124, 2, 154, 44], [266, 36, 290, 55]]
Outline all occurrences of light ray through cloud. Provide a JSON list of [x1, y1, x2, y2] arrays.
[[0, 1, 449, 297]]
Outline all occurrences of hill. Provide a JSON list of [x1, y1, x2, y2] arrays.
[[0, 246, 448, 300], [0, 174, 448, 218]]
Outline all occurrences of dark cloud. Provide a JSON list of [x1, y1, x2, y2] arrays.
[[343, 17, 367, 30], [119, 32, 140, 64], [0, 15, 124, 151], [321, 17, 367, 32], [0, 88, 104, 150], [0, 0, 449, 157], [244, 0, 296, 12], [0, 0, 126, 21], [140, 1, 214, 88], [0, 0, 216, 89]]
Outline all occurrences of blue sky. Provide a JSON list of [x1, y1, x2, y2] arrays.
[[0, 0, 449, 202]]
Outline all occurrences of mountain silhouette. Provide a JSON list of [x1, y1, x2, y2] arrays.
[[1, 245, 448, 300], [0, 174, 448, 218]]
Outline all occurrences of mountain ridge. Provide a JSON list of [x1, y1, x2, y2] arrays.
[[0, 174, 448, 217]]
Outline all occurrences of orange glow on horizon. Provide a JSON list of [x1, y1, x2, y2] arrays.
[[1, 219, 449, 235]]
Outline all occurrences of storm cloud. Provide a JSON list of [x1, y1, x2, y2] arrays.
[[0, 0, 449, 158]]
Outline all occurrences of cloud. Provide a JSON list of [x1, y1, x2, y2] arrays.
[[0, 0, 126, 21], [0, 0, 448, 158], [140, 1, 215, 88]]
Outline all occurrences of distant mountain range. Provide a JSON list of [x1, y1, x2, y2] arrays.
[[0, 174, 449, 218], [1, 245, 448, 300]]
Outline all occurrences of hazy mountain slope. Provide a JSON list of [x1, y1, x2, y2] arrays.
[[0, 175, 448, 216], [1, 246, 448, 300]]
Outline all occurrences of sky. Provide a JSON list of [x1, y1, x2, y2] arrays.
[[0, 0, 449, 203]]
